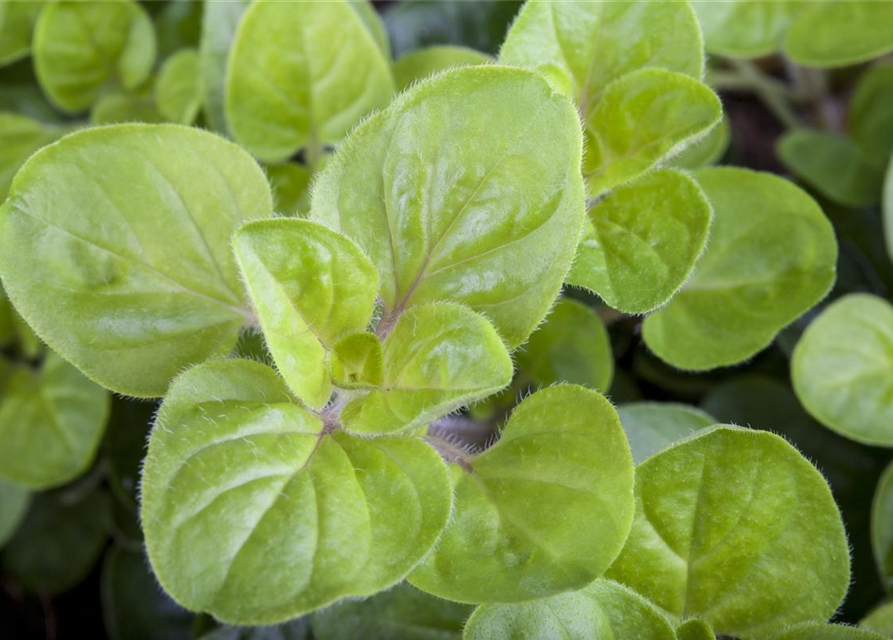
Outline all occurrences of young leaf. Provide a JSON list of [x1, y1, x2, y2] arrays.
[[410, 385, 634, 603], [616, 402, 715, 464], [785, 1, 893, 69], [872, 460, 893, 591], [669, 118, 731, 170], [0, 124, 272, 397], [1, 488, 110, 594], [792, 294, 893, 446], [606, 426, 850, 639], [34, 0, 156, 113], [0, 1, 43, 66], [226, 0, 394, 164], [0, 478, 29, 548], [141, 359, 452, 625], [393, 46, 491, 91], [693, 1, 794, 59], [850, 63, 893, 166], [91, 91, 164, 125], [643, 167, 837, 370], [0, 353, 109, 489], [0, 112, 64, 201], [198, 0, 249, 134], [567, 169, 713, 313], [330, 332, 383, 389], [771, 623, 887, 640], [677, 619, 718, 640], [310, 66, 585, 348], [311, 582, 471, 640], [777, 130, 884, 208], [341, 302, 512, 435], [861, 602, 893, 635], [156, 49, 202, 125], [463, 579, 676, 640], [266, 163, 312, 217], [233, 218, 379, 409], [515, 298, 613, 393]]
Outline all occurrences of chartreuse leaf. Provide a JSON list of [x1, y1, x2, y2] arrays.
[[676, 619, 717, 640], [267, 163, 313, 217], [0, 1, 43, 66], [0, 112, 64, 201], [341, 303, 511, 435], [862, 602, 893, 635], [33, 0, 156, 113], [515, 298, 613, 392], [777, 130, 884, 208], [792, 294, 893, 446], [643, 167, 837, 371], [0, 353, 109, 489], [567, 169, 712, 314], [311, 581, 471, 640], [310, 66, 585, 348], [1, 488, 110, 594], [606, 426, 850, 639], [91, 90, 164, 125], [233, 219, 379, 410], [877, 461, 893, 591], [771, 623, 886, 640], [0, 479, 29, 547], [616, 402, 715, 464], [463, 579, 675, 640], [693, 1, 794, 59], [393, 46, 491, 91], [156, 49, 202, 125], [785, 1, 893, 69], [141, 359, 452, 625], [226, 0, 393, 164], [0, 124, 271, 397], [199, 0, 249, 134], [669, 118, 731, 170], [851, 63, 893, 166], [410, 385, 634, 603], [330, 332, 383, 389], [348, 0, 391, 59]]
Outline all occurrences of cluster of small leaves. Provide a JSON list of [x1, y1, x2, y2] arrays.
[[2, 2, 893, 640]]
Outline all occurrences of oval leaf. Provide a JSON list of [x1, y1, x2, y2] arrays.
[[785, 1, 893, 69], [393, 46, 491, 91], [771, 623, 887, 640], [310, 66, 585, 348], [607, 426, 850, 639], [643, 167, 837, 370], [693, 2, 794, 59], [0, 1, 43, 66], [156, 48, 202, 125], [0, 124, 272, 397], [616, 402, 715, 464], [677, 619, 718, 640], [410, 385, 634, 603], [142, 359, 452, 625]]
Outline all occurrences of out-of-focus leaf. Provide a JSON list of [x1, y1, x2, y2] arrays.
[[156, 48, 201, 125], [0, 478, 29, 547], [785, 1, 893, 69], [616, 402, 715, 464], [392, 45, 491, 91]]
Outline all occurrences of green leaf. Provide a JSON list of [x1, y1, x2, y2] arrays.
[[0, 1, 43, 66], [102, 545, 195, 640], [567, 169, 713, 313], [777, 129, 884, 208], [393, 45, 491, 91], [677, 619, 717, 640], [196, 621, 311, 640], [410, 385, 634, 603], [156, 48, 201, 125], [0, 478, 29, 547], [234, 218, 379, 410], [0, 112, 63, 201], [91, 90, 165, 125], [310, 66, 585, 348], [862, 602, 893, 635], [463, 579, 676, 640], [104, 397, 155, 507], [873, 460, 893, 591], [669, 117, 731, 170], [851, 63, 893, 166], [886, 155, 893, 264], [771, 623, 887, 640], [606, 426, 850, 639], [266, 162, 312, 217], [141, 358, 452, 625], [226, 0, 394, 164], [643, 167, 837, 370], [792, 294, 893, 446], [616, 402, 715, 464], [341, 302, 512, 435], [785, 1, 893, 69], [330, 332, 383, 389], [0, 353, 109, 489], [311, 581, 471, 640], [0, 124, 272, 397], [515, 298, 613, 393], [154, 0, 202, 60], [198, 0, 249, 134], [583, 69, 721, 195], [693, 1, 794, 59], [1, 488, 109, 594], [348, 0, 391, 59], [34, 0, 156, 113]]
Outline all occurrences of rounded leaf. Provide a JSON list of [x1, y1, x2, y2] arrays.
[[643, 167, 837, 370], [607, 426, 850, 639], [310, 66, 585, 348], [693, 2, 794, 59], [669, 118, 731, 170], [199, 0, 249, 134], [0, 112, 65, 202], [850, 63, 893, 166], [772, 623, 886, 640], [862, 602, 893, 636], [0, 124, 272, 397], [677, 619, 717, 640], [393, 46, 491, 91], [616, 402, 715, 464], [142, 359, 452, 624], [410, 385, 634, 603], [785, 1, 893, 69], [156, 49, 202, 125]]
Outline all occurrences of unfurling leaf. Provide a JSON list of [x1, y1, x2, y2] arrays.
[[330, 332, 383, 389]]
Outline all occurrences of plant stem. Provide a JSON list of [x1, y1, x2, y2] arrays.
[[724, 59, 802, 130]]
